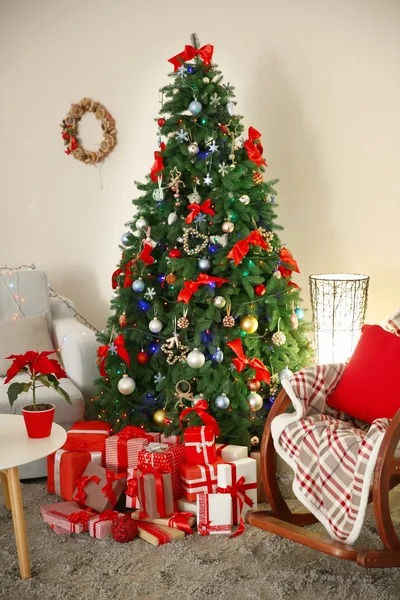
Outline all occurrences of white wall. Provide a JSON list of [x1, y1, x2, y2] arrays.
[[1, 0, 399, 329]]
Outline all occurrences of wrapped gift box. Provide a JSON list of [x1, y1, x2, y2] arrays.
[[177, 498, 197, 515], [131, 510, 195, 534], [105, 426, 160, 473], [160, 433, 182, 445], [135, 468, 174, 519], [216, 443, 248, 462], [66, 421, 111, 453], [47, 448, 102, 500], [89, 509, 123, 539], [136, 521, 185, 546], [217, 458, 257, 525], [197, 492, 232, 536], [184, 425, 217, 465], [40, 500, 95, 533], [250, 451, 266, 503], [126, 467, 140, 509], [73, 462, 127, 513], [137, 443, 186, 500], [179, 461, 223, 502]]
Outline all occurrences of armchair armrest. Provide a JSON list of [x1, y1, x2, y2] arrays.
[[52, 317, 98, 400]]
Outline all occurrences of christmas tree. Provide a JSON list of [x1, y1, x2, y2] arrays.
[[91, 34, 312, 447]]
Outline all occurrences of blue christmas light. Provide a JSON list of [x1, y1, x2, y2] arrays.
[[158, 275, 166, 283], [208, 282, 217, 288], [149, 344, 158, 353], [186, 65, 195, 73], [138, 300, 151, 311], [209, 245, 218, 253]]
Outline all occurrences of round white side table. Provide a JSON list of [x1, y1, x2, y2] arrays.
[[0, 415, 67, 578]]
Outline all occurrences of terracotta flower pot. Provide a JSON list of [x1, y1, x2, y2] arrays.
[[21, 403, 55, 438]]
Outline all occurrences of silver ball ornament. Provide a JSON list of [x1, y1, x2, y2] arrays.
[[187, 348, 205, 369], [279, 368, 294, 381], [222, 221, 234, 233], [213, 296, 226, 308], [226, 102, 235, 116], [247, 392, 264, 412], [215, 393, 230, 409], [239, 195, 250, 205], [189, 100, 203, 115], [192, 393, 206, 406], [214, 348, 224, 364], [198, 258, 211, 271], [132, 278, 145, 292], [167, 131, 176, 138], [117, 374, 136, 395], [187, 142, 199, 156], [149, 318, 163, 333], [136, 216, 148, 230], [121, 232, 130, 245], [273, 270, 282, 280]]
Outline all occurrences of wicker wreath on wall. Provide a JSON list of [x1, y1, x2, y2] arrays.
[[60, 98, 117, 164]]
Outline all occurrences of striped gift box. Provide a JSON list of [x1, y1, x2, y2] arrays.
[[160, 433, 182, 445], [88, 510, 124, 539], [105, 430, 160, 474]]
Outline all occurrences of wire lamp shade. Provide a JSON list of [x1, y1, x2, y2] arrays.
[[309, 274, 370, 364]]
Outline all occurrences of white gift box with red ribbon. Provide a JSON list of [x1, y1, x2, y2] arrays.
[[197, 492, 232, 535]]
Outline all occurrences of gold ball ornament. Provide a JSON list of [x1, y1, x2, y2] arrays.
[[247, 392, 264, 412], [248, 379, 261, 392], [251, 435, 260, 447], [153, 409, 167, 426], [272, 331, 287, 346], [222, 221, 235, 234], [240, 315, 259, 334]]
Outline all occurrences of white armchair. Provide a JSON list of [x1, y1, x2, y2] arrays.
[[0, 270, 99, 478]]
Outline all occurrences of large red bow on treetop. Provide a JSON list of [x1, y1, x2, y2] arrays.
[[227, 230, 268, 266], [97, 334, 130, 377], [186, 199, 215, 225], [177, 274, 229, 304], [150, 142, 165, 182], [227, 338, 271, 384], [112, 259, 134, 289], [168, 44, 214, 71], [244, 127, 267, 166], [278, 248, 300, 278]]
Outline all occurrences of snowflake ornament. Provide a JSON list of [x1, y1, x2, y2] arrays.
[[194, 213, 208, 224], [209, 92, 221, 108], [235, 136, 245, 149], [229, 363, 237, 372], [203, 174, 213, 186], [108, 342, 117, 356], [207, 140, 219, 153], [218, 162, 229, 177], [154, 372, 165, 384], [177, 65, 187, 78], [144, 287, 156, 300], [176, 129, 189, 143], [223, 83, 234, 97]]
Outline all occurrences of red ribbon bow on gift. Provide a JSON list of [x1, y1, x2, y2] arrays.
[[150, 142, 165, 182], [227, 230, 268, 266], [244, 126, 267, 166], [73, 474, 101, 506], [112, 258, 134, 290], [278, 248, 300, 279], [185, 199, 215, 225], [49, 509, 95, 531], [114, 426, 155, 473], [177, 274, 229, 304], [101, 470, 127, 506], [217, 475, 254, 537], [168, 44, 214, 71], [97, 334, 130, 377], [135, 464, 172, 519], [126, 478, 138, 498], [167, 512, 194, 535], [180, 400, 221, 436], [227, 338, 270, 384], [92, 509, 120, 537]]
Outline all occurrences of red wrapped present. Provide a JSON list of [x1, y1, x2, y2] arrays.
[[135, 466, 174, 519], [47, 448, 102, 500], [67, 421, 111, 454], [160, 433, 182, 445], [40, 500, 95, 533], [89, 509, 123, 539], [137, 443, 187, 500], [105, 426, 159, 473], [73, 462, 127, 512], [179, 460, 223, 502], [180, 400, 220, 465]]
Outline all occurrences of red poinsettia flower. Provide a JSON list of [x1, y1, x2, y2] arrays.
[[5, 350, 67, 384]]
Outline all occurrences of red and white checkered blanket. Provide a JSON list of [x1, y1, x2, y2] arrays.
[[272, 364, 389, 543]]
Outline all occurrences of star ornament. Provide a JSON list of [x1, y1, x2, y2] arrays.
[[204, 174, 213, 186], [207, 140, 219, 153]]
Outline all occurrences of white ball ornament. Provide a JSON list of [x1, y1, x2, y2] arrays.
[[132, 278, 145, 293], [247, 392, 264, 412], [202, 77, 210, 84], [187, 348, 206, 369], [149, 318, 163, 333], [213, 296, 226, 308], [172, 88, 179, 95], [222, 221, 234, 233], [198, 258, 211, 271], [189, 100, 203, 115], [117, 374, 136, 395], [273, 270, 282, 280], [215, 393, 230, 409], [279, 368, 294, 381], [239, 195, 250, 205], [136, 216, 148, 231]]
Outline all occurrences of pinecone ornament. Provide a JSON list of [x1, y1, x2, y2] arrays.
[[272, 331, 286, 346], [119, 312, 128, 328], [177, 316, 189, 329], [223, 315, 235, 328], [166, 273, 177, 284]]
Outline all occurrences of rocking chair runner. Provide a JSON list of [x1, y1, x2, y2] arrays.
[[246, 388, 400, 568]]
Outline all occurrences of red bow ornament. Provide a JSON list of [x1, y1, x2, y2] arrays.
[[97, 334, 130, 377], [227, 338, 270, 384], [168, 44, 214, 71], [227, 230, 268, 266], [177, 274, 229, 304], [150, 142, 165, 182], [112, 259, 134, 290], [185, 199, 215, 225], [278, 248, 300, 278], [244, 127, 267, 166]]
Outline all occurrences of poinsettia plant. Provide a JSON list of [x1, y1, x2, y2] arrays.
[[6, 350, 71, 409]]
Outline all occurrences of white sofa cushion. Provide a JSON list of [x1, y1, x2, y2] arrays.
[[0, 373, 85, 424], [0, 315, 55, 376]]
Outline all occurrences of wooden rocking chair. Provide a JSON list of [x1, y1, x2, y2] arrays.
[[246, 389, 400, 568]]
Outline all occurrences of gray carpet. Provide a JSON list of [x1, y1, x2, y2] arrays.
[[1, 482, 400, 600]]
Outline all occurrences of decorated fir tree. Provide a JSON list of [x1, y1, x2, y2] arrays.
[[91, 34, 312, 447]]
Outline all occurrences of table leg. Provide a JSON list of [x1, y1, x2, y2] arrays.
[[7, 467, 31, 579], [0, 470, 11, 510]]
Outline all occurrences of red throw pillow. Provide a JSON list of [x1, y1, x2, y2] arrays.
[[327, 324, 400, 423]]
